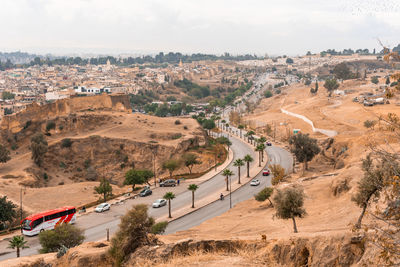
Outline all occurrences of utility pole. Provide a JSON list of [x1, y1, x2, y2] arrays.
[[20, 188, 23, 233], [229, 175, 232, 209]]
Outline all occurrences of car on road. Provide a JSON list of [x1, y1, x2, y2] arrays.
[[139, 188, 152, 197], [152, 199, 167, 208], [266, 141, 272, 146], [250, 179, 260, 186], [95, 203, 110, 213], [159, 179, 176, 187], [262, 169, 270, 176]]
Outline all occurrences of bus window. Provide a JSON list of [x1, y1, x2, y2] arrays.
[[32, 217, 43, 228], [22, 220, 31, 230]]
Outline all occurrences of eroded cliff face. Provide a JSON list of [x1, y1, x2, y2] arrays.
[[1, 94, 131, 134], [24, 134, 203, 187], [8, 234, 379, 267]]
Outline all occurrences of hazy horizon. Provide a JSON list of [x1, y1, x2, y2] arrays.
[[1, 0, 399, 56]]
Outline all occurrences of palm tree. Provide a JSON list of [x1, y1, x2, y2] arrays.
[[243, 154, 254, 177], [255, 144, 264, 167], [188, 184, 198, 208], [163, 192, 176, 218], [238, 125, 244, 138], [233, 159, 245, 184], [247, 131, 255, 144], [222, 169, 234, 191], [257, 137, 267, 162], [8, 235, 29, 258]]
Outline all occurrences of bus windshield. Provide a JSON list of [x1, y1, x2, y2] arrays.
[[22, 220, 31, 230]]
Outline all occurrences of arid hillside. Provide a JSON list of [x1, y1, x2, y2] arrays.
[[0, 96, 209, 213]]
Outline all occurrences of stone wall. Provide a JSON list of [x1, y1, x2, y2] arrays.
[[1, 94, 131, 134]]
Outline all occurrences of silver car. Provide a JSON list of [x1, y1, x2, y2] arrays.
[[152, 199, 167, 208], [95, 203, 110, 212]]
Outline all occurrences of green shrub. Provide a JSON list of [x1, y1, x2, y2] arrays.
[[61, 138, 72, 148], [264, 90, 273, 98], [172, 133, 182, 140], [59, 162, 66, 168], [150, 221, 168, 234], [11, 144, 18, 151], [23, 120, 32, 130], [43, 173, 48, 180], [39, 223, 84, 253], [46, 121, 56, 132], [58, 125, 64, 131], [174, 120, 181, 125]]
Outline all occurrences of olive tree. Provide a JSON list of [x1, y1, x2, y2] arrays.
[[289, 133, 320, 171], [273, 186, 306, 233]]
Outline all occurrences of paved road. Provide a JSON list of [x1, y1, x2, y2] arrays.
[[0, 133, 256, 260], [165, 145, 292, 234]]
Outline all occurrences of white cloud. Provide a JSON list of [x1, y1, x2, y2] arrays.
[[0, 0, 398, 55]]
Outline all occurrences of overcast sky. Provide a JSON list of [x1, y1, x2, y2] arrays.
[[0, 0, 399, 56]]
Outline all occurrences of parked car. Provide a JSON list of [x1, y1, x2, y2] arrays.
[[152, 199, 167, 208], [266, 141, 272, 146], [159, 179, 176, 187], [139, 188, 152, 197], [95, 203, 110, 213], [250, 179, 260, 186], [262, 169, 270, 176]]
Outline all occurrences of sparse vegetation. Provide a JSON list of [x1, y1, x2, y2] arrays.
[[0, 144, 11, 163], [363, 120, 377, 130], [46, 121, 56, 132], [371, 76, 379, 84], [264, 90, 273, 98]]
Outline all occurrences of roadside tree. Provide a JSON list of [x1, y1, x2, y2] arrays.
[[233, 159, 244, 184], [163, 192, 176, 218], [222, 169, 234, 192], [255, 187, 274, 207], [188, 184, 199, 208], [244, 154, 254, 177], [94, 178, 113, 202], [162, 159, 180, 179], [182, 153, 201, 174]]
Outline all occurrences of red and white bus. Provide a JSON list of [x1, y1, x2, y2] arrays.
[[21, 206, 76, 236]]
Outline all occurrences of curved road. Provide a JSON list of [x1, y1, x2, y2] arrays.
[[165, 146, 292, 234]]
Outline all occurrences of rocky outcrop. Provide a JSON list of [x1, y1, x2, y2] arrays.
[[1, 94, 131, 134]]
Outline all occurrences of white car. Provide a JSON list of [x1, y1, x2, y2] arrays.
[[250, 179, 260, 186], [152, 199, 167, 208], [95, 203, 110, 212]]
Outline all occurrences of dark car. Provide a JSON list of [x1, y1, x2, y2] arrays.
[[139, 188, 152, 197], [159, 179, 176, 187], [266, 141, 272, 146]]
